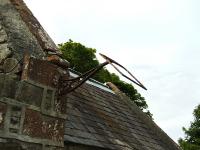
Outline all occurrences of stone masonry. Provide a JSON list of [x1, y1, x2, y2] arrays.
[[0, 0, 69, 149]]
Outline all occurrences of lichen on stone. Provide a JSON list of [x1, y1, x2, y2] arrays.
[[0, 43, 11, 64]]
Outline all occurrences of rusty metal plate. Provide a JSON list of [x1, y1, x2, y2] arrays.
[[21, 55, 60, 88], [23, 109, 64, 142]]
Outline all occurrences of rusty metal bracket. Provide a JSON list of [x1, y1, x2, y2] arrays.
[[59, 53, 147, 95], [99, 53, 147, 90]]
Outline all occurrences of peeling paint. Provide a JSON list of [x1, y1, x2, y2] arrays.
[[23, 109, 65, 142], [22, 56, 60, 88]]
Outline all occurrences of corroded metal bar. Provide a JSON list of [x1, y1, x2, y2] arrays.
[[59, 61, 109, 95], [99, 53, 147, 90], [60, 53, 147, 95]]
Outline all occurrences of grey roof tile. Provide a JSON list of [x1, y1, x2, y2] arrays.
[[64, 83, 180, 150]]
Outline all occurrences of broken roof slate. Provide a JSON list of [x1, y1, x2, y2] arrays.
[[64, 83, 180, 150]]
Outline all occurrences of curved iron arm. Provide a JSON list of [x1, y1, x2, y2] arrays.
[[59, 61, 109, 95], [59, 53, 147, 95], [99, 53, 147, 90]]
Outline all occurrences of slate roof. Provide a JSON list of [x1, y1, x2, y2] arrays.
[[64, 82, 180, 150]]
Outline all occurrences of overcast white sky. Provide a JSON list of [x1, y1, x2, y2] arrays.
[[24, 0, 200, 142]]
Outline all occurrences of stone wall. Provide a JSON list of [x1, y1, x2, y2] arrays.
[[0, 0, 45, 60], [0, 24, 11, 66], [0, 21, 69, 148], [0, 59, 68, 150], [0, 25, 9, 67], [0, 0, 65, 70], [0, 0, 71, 149]]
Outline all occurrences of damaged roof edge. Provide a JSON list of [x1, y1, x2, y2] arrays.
[[107, 82, 181, 150]]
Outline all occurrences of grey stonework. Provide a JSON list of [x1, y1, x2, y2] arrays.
[[0, 0, 68, 150], [0, 24, 8, 43], [0, 43, 11, 64], [0, 24, 11, 64], [0, 73, 66, 150], [0, 0, 69, 73], [0, 0, 45, 60], [3, 58, 21, 73]]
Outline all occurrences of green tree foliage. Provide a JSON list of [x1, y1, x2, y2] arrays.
[[59, 39, 99, 73], [179, 104, 200, 150], [59, 39, 152, 117]]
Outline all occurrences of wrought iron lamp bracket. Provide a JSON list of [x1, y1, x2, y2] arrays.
[[59, 53, 147, 96]]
